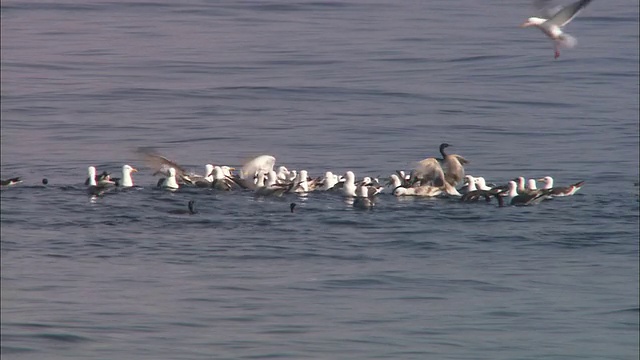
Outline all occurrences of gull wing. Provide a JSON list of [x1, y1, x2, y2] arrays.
[[241, 155, 276, 179], [441, 155, 466, 187], [547, 0, 593, 27], [451, 154, 469, 165], [137, 148, 189, 177], [534, 0, 563, 18], [414, 158, 445, 187]]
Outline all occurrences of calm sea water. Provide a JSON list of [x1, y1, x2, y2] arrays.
[[1, 0, 638, 359]]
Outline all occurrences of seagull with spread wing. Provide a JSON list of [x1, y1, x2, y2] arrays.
[[521, 0, 594, 59]]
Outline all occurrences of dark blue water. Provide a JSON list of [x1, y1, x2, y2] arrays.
[[1, 1, 638, 359]]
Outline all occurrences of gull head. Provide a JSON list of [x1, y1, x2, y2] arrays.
[[123, 164, 138, 173], [520, 17, 545, 28], [213, 166, 225, 179], [205, 164, 214, 177], [387, 174, 401, 187]]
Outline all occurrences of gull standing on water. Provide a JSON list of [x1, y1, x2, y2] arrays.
[[194, 164, 215, 188], [254, 170, 288, 197], [475, 177, 494, 191], [520, 0, 594, 59], [292, 170, 311, 193], [85, 166, 114, 187], [210, 166, 235, 191], [502, 181, 548, 206], [119, 165, 138, 188], [341, 171, 357, 197], [353, 183, 376, 209], [86, 166, 115, 196], [388, 174, 442, 197], [460, 175, 485, 202], [538, 176, 584, 196], [318, 171, 338, 191], [157, 167, 179, 191]]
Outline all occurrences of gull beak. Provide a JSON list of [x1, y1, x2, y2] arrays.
[[131, 168, 138, 173], [520, 22, 531, 28], [536, 178, 545, 182]]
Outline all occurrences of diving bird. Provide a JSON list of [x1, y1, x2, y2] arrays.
[[168, 200, 197, 215], [521, 0, 594, 59]]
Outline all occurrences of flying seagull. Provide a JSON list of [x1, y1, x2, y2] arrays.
[[521, 0, 593, 59]]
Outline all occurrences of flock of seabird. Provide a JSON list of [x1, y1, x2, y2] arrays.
[[1, 0, 597, 209], [1, 145, 585, 211]]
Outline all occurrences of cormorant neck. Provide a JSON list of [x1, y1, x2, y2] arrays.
[[439, 144, 447, 158]]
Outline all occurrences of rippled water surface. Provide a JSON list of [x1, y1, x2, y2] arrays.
[[1, 0, 639, 359]]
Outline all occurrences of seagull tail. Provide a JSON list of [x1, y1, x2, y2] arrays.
[[557, 33, 577, 48]]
